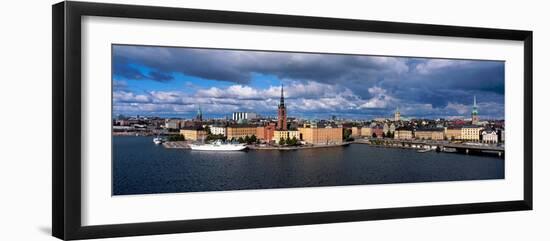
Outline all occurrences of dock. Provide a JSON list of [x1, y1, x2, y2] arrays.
[[162, 141, 190, 149], [355, 138, 504, 156]]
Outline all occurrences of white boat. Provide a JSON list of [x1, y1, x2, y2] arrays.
[[153, 137, 165, 145], [189, 140, 247, 151], [417, 148, 431, 153]]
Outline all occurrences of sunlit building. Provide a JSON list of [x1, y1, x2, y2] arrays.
[[164, 119, 183, 130], [394, 127, 413, 140], [180, 127, 207, 141], [298, 126, 343, 145], [209, 125, 227, 136], [226, 124, 257, 140], [461, 126, 483, 141], [445, 127, 462, 140], [351, 126, 362, 137], [273, 130, 300, 142], [481, 129, 498, 143], [361, 127, 372, 137], [414, 128, 444, 140], [232, 112, 258, 121]]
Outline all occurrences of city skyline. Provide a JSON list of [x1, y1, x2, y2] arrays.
[[113, 45, 505, 120]]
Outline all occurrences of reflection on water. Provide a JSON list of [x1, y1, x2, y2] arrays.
[[113, 136, 504, 195]]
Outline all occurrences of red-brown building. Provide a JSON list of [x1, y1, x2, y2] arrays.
[[256, 123, 276, 142], [372, 127, 384, 138], [277, 84, 287, 131]]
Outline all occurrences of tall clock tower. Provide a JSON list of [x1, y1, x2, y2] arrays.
[[277, 84, 287, 131], [471, 96, 480, 125]]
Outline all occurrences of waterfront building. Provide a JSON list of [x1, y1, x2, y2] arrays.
[[361, 127, 372, 137], [389, 123, 396, 133], [394, 107, 401, 121], [481, 129, 498, 143], [461, 126, 483, 141], [415, 128, 445, 140], [394, 127, 413, 140], [232, 112, 258, 122], [383, 123, 390, 134], [471, 96, 480, 125], [180, 127, 207, 141], [372, 126, 384, 138], [164, 119, 183, 130], [277, 84, 288, 131], [298, 126, 343, 145], [209, 125, 227, 136], [256, 123, 276, 141], [273, 130, 300, 142], [445, 127, 462, 140], [351, 126, 362, 137], [226, 124, 257, 140]]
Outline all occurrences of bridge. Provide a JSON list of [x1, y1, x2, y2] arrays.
[[354, 138, 504, 156]]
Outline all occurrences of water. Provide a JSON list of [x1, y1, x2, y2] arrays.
[[113, 136, 504, 195]]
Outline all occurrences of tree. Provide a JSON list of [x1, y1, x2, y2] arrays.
[[372, 133, 377, 138], [279, 137, 285, 145], [244, 135, 250, 144], [343, 129, 352, 141], [291, 136, 298, 146], [207, 134, 226, 141], [168, 135, 185, 141], [286, 137, 293, 145], [382, 132, 386, 138], [249, 135, 257, 144], [237, 137, 245, 143]]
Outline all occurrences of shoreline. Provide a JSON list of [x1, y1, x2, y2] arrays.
[[161, 141, 351, 150], [138, 136, 503, 158], [248, 142, 351, 151]]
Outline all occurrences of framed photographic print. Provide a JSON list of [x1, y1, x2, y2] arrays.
[[52, 1, 533, 240]]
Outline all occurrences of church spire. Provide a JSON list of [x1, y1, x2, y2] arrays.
[[277, 83, 287, 131], [471, 95, 479, 125], [279, 83, 285, 107]]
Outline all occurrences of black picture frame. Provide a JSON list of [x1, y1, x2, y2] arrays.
[[52, 1, 533, 240]]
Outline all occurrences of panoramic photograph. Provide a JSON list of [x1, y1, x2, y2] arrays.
[[111, 44, 505, 195]]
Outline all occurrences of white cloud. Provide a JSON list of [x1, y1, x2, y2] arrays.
[[445, 102, 470, 115], [113, 91, 150, 103], [359, 87, 396, 109]]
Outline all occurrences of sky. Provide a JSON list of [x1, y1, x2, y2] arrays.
[[112, 44, 505, 120]]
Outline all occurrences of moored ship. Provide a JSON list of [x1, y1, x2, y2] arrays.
[[153, 137, 165, 144], [189, 140, 247, 151]]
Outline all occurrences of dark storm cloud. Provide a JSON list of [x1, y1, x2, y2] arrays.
[[112, 45, 408, 88], [112, 45, 505, 119], [113, 55, 174, 82]]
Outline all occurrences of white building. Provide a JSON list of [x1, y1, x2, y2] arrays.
[[164, 119, 182, 129], [389, 123, 396, 133], [481, 129, 498, 143], [232, 112, 258, 121], [209, 125, 227, 136]]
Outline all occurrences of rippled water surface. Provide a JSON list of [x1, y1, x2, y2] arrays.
[[113, 136, 504, 195]]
